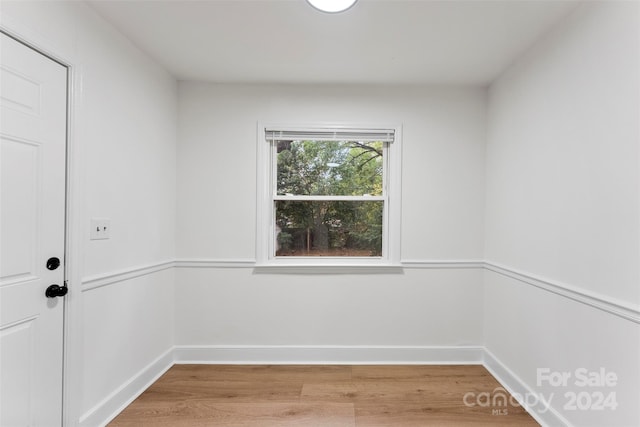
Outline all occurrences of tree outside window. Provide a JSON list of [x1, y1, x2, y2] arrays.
[[274, 139, 384, 257]]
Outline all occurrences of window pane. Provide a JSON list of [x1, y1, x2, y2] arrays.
[[276, 140, 383, 196], [275, 200, 383, 257]]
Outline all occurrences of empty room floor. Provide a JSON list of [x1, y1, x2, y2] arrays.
[[109, 365, 539, 426]]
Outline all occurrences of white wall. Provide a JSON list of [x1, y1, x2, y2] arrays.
[[176, 268, 483, 348], [1, 1, 177, 425], [485, 2, 640, 426], [176, 83, 486, 349], [5, 0, 638, 425]]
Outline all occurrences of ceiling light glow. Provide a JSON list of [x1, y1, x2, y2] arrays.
[[307, 0, 357, 13]]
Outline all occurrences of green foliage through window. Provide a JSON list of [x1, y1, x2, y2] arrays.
[[275, 140, 384, 257], [277, 140, 383, 196]]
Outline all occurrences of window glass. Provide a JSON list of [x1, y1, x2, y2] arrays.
[[277, 140, 383, 197], [275, 200, 383, 257]]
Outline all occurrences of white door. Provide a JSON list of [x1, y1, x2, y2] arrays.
[[0, 32, 68, 426]]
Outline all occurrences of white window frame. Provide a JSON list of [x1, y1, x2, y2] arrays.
[[256, 122, 402, 272]]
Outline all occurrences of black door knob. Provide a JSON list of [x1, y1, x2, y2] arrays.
[[45, 284, 68, 298], [46, 257, 61, 270]]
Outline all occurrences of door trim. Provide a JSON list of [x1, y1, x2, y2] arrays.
[[0, 22, 83, 427]]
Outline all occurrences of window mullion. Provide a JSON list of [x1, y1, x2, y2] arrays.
[[273, 195, 385, 202]]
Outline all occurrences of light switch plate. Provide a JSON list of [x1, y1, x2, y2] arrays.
[[90, 218, 110, 240]]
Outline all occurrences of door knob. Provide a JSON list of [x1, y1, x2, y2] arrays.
[[46, 257, 61, 270], [45, 284, 68, 298]]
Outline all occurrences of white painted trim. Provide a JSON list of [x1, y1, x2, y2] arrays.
[[174, 258, 256, 268], [485, 261, 640, 324], [63, 53, 86, 427], [483, 348, 570, 427], [174, 258, 484, 270], [78, 347, 174, 427], [253, 264, 404, 274], [386, 123, 403, 265], [172, 258, 640, 323], [173, 345, 484, 365], [255, 121, 403, 267], [81, 258, 639, 324], [81, 260, 175, 291], [0, 14, 72, 66], [402, 260, 485, 269]]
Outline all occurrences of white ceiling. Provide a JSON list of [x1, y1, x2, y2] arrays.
[[88, 0, 580, 85]]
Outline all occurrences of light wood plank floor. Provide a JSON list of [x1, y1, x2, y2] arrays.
[[109, 365, 539, 426]]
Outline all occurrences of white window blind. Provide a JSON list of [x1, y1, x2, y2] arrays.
[[265, 128, 395, 143]]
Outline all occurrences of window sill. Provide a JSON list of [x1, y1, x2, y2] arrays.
[[253, 263, 404, 275]]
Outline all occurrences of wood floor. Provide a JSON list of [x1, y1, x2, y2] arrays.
[[109, 365, 539, 426]]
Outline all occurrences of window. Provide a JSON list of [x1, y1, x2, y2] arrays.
[[256, 124, 402, 268]]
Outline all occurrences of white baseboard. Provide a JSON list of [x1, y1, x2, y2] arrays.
[[483, 348, 570, 427], [173, 345, 484, 365], [79, 347, 174, 427]]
